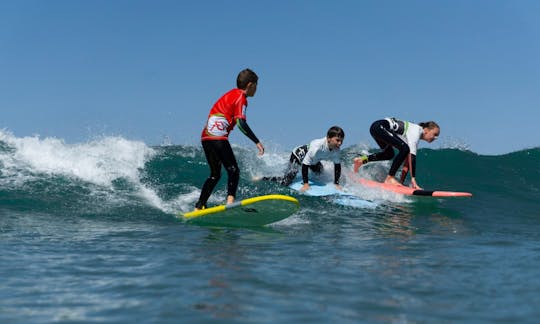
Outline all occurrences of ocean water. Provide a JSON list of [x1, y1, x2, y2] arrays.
[[1, 129, 539, 323]]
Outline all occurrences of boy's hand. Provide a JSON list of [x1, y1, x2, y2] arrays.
[[256, 142, 265, 156]]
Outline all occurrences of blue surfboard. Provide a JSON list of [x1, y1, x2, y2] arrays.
[[289, 180, 376, 208]]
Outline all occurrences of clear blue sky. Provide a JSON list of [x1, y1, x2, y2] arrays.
[[1, 0, 539, 155]]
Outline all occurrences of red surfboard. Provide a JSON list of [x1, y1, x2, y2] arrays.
[[358, 178, 472, 197]]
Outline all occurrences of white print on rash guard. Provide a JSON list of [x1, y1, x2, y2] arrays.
[[385, 118, 423, 155], [206, 115, 230, 137]]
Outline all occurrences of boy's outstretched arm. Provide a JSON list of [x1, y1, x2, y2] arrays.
[[237, 118, 264, 155]]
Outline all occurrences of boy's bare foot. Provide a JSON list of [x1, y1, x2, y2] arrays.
[[353, 156, 367, 173], [384, 176, 402, 186]]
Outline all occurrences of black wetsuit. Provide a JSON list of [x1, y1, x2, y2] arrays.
[[195, 118, 259, 210], [367, 119, 415, 177]]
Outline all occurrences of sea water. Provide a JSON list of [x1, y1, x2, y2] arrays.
[[1, 129, 539, 323]]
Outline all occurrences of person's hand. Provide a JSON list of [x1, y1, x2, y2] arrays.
[[256, 142, 265, 156], [300, 183, 310, 192]]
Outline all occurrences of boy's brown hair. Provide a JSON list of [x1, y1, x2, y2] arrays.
[[327, 126, 345, 139], [237, 68, 258, 89]]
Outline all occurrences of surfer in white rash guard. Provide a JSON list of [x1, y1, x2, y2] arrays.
[[353, 118, 440, 189], [263, 126, 344, 191]]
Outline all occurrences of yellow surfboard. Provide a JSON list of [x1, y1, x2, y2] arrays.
[[181, 194, 299, 227]]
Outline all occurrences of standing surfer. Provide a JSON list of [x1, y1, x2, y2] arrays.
[[194, 69, 264, 210]]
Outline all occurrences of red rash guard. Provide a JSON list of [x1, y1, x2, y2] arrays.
[[201, 88, 247, 141]]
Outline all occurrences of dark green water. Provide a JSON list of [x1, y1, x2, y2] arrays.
[[1, 132, 539, 322]]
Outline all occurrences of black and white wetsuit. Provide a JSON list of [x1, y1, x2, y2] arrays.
[[366, 118, 423, 177], [265, 137, 341, 186]]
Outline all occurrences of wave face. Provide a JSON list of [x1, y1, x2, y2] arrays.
[[1, 130, 538, 217]]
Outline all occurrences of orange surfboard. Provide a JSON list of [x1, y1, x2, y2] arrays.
[[358, 178, 472, 197]]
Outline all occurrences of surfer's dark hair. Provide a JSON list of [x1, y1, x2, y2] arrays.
[[327, 126, 345, 139], [237, 69, 258, 89], [419, 121, 440, 130]]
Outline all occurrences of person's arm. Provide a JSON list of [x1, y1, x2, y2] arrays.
[[409, 154, 421, 189], [334, 163, 342, 190], [400, 155, 411, 184], [237, 118, 264, 156], [236, 118, 259, 144], [300, 164, 310, 191]]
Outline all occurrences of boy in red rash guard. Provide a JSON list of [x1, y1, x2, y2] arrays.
[[195, 69, 265, 210]]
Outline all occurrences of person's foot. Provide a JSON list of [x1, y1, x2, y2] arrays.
[[384, 176, 402, 186], [353, 156, 368, 173]]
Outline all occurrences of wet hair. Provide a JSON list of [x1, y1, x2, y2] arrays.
[[236, 68, 258, 89], [419, 121, 440, 130], [327, 126, 345, 139]]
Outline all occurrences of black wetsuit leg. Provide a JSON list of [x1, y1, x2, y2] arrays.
[[262, 146, 311, 186], [262, 153, 300, 186], [195, 140, 239, 209], [279, 153, 301, 186], [368, 120, 410, 176]]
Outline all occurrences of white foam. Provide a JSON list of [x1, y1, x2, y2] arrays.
[[344, 166, 410, 204], [0, 130, 180, 212], [0, 130, 152, 186], [168, 187, 201, 214], [271, 213, 310, 226], [439, 136, 471, 151], [240, 144, 290, 179]]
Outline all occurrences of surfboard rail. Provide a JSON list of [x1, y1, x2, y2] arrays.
[[181, 194, 299, 227], [358, 178, 472, 197]]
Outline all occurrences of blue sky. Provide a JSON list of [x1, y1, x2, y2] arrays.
[[1, 0, 539, 155]]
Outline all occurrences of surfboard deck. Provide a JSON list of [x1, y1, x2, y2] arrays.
[[289, 181, 341, 196], [358, 178, 473, 197], [289, 180, 377, 208], [181, 194, 299, 227]]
